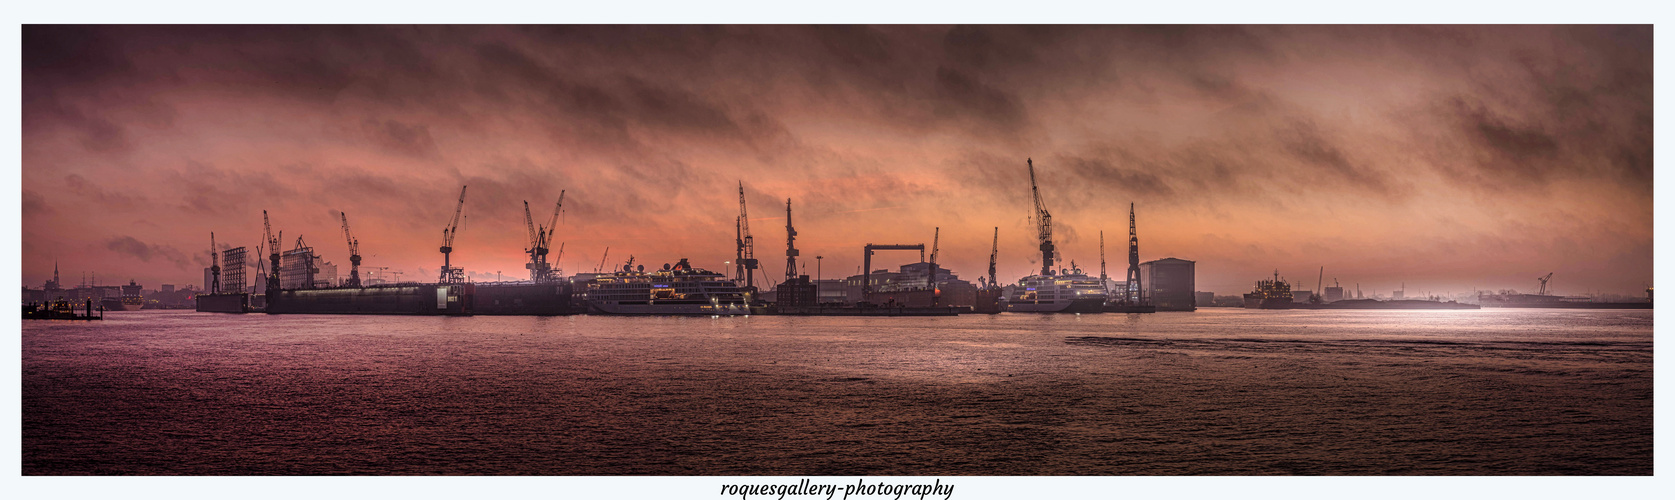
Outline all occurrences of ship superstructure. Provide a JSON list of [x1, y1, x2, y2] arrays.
[[582, 258, 750, 315]]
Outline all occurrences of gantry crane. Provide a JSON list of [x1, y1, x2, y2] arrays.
[[540, 191, 564, 281], [439, 185, 467, 284], [1027, 158, 1055, 276], [523, 201, 540, 280], [1537, 272, 1554, 296], [340, 212, 360, 287]]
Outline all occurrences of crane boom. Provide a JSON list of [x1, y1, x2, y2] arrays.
[[1028, 158, 1055, 276], [341, 213, 361, 288], [543, 191, 564, 252], [263, 211, 281, 296], [784, 198, 798, 282], [1537, 272, 1554, 295], [439, 185, 467, 283]]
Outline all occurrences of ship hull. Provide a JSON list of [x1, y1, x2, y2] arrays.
[[472, 282, 583, 315], [195, 293, 250, 313], [100, 298, 128, 312], [266, 284, 471, 315], [971, 289, 1003, 314], [588, 300, 751, 316], [1005, 297, 1106, 313]]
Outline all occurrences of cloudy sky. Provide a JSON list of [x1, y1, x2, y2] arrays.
[[21, 25, 1651, 296]]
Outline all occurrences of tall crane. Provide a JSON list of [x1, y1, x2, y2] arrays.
[[784, 198, 799, 282], [596, 247, 609, 274], [439, 185, 467, 283], [209, 232, 221, 294], [522, 201, 541, 280], [1537, 272, 1554, 295], [1027, 158, 1055, 276], [928, 227, 941, 292], [1311, 266, 1324, 304], [1123, 203, 1142, 305], [263, 210, 281, 296], [541, 191, 564, 280], [988, 227, 999, 290], [340, 212, 360, 288], [552, 242, 565, 277], [735, 182, 758, 291]]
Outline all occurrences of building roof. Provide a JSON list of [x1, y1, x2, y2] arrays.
[[1141, 257, 1195, 265]]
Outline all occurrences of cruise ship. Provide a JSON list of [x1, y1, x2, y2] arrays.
[[1003, 266, 1108, 313], [580, 258, 752, 315]]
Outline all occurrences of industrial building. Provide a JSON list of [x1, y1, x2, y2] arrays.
[[1139, 257, 1196, 311], [843, 261, 977, 308]]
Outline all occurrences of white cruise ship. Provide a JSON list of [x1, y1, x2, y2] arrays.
[[1003, 269, 1108, 313], [580, 258, 751, 315]]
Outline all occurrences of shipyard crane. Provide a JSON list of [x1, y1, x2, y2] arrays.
[[735, 182, 758, 291], [439, 185, 467, 284], [539, 191, 564, 281], [1123, 203, 1142, 305], [988, 227, 999, 290], [263, 210, 282, 296], [552, 242, 565, 277], [523, 201, 541, 280], [596, 247, 610, 274], [784, 198, 799, 282], [1537, 272, 1554, 296], [209, 232, 221, 294], [340, 212, 361, 288], [1027, 158, 1056, 276]]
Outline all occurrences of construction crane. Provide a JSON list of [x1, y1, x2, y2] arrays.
[[1537, 272, 1554, 295], [263, 210, 281, 296], [1123, 203, 1142, 305], [735, 182, 758, 291], [1027, 158, 1055, 276], [928, 227, 941, 290], [784, 198, 799, 282], [596, 247, 610, 274], [340, 212, 360, 288], [552, 242, 565, 277], [439, 185, 467, 283], [209, 232, 220, 294], [988, 227, 999, 290]]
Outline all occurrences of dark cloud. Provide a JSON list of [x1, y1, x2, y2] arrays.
[[23, 189, 52, 216], [104, 236, 191, 268], [65, 173, 147, 208], [362, 118, 440, 158]]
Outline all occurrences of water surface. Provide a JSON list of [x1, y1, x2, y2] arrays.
[[23, 308, 1651, 475]]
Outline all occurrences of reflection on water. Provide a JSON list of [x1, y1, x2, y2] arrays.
[[23, 308, 1651, 475]]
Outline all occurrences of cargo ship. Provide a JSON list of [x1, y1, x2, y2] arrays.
[[266, 283, 472, 315], [1003, 270, 1108, 313], [1243, 271, 1295, 309], [580, 259, 751, 315]]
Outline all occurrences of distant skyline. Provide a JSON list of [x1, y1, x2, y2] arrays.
[[21, 25, 1652, 296]]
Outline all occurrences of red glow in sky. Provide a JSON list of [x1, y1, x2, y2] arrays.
[[22, 25, 1651, 296]]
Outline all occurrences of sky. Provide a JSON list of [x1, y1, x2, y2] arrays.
[[20, 25, 1652, 297]]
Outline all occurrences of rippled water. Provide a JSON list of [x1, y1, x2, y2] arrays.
[[22, 308, 1651, 475]]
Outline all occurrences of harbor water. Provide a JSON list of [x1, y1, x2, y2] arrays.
[[23, 309, 1651, 475]]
